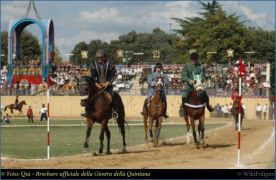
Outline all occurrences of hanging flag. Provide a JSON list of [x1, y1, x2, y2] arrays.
[[238, 58, 247, 76]]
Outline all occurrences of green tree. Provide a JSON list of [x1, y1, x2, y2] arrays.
[[19, 30, 41, 62], [70, 42, 88, 65], [172, 1, 247, 63], [1, 30, 41, 66]]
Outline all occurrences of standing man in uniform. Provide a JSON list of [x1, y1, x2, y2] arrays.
[[182, 51, 214, 119]]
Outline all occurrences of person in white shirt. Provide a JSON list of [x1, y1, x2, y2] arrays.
[[262, 104, 268, 120], [222, 105, 229, 118], [256, 103, 262, 119], [40, 104, 48, 121]]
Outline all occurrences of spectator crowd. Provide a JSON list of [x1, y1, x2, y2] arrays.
[[0, 62, 271, 97]]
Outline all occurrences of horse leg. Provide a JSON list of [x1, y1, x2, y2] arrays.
[[198, 121, 201, 143], [148, 117, 153, 142], [155, 117, 163, 146], [190, 118, 198, 144], [144, 115, 148, 143], [199, 115, 205, 145], [235, 115, 238, 130], [116, 116, 127, 153], [105, 124, 112, 155], [99, 120, 107, 154], [184, 116, 191, 144], [83, 117, 94, 150]]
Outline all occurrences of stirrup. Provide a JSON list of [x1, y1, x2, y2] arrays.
[[112, 111, 119, 119], [81, 112, 87, 117]]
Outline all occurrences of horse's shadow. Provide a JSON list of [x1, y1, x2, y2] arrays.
[[160, 141, 187, 147], [117, 149, 160, 155], [91, 149, 160, 156], [202, 143, 235, 149]]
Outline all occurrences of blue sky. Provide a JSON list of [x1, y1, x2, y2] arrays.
[[1, 1, 275, 59]]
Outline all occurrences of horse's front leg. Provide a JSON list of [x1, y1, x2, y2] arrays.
[[99, 120, 107, 154], [143, 115, 149, 143], [148, 116, 153, 142], [199, 115, 205, 145], [104, 121, 112, 155], [84, 117, 94, 150], [190, 118, 198, 145], [184, 115, 191, 144], [154, 117, 163, 146]]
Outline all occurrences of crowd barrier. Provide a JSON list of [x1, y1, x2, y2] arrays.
[[1, 96, 272, 120]]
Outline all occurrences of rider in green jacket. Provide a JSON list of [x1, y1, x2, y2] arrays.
[[182, 51, 214, 117]]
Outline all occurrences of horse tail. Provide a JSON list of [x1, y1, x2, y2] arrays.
[[113, 92, 129, 131]]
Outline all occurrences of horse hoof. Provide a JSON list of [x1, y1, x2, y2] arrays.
[[93, 152, 98, 156], [84, 144, 89, 149], [83, 148, 89, 153], [99, 150, 103, 154], [122, 149, 127, 153], [105, 151, 112, 155], [122, 146, 127, 153]]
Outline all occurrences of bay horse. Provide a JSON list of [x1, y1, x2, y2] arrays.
[[4, 100, 27, 116], [143, 78, 165, 146], [77, 76, 127, 154], [231, 98, 244, 130], [183, 74, 206, 146]]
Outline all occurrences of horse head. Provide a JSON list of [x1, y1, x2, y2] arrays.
[[77, 76, 94, 107], [193, 74, 204, 98], [21, 100, 27, 105], [155, 77, 163, 93]]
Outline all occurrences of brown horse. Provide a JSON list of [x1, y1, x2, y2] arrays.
[[143, 78, 165, 146], [4, 100, 27, 116], [183, 76, 206, 146], [77, 76, 127, 154], [231, 98, 244, 130]]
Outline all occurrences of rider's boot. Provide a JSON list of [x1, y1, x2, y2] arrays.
[[81, 102, 88, 117], [140, 98, 148, 116], [164, 101, 169, 119], [203, 91, 214, 112]]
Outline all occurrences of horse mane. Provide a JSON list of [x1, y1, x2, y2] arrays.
[[81, 76, 98, 95]]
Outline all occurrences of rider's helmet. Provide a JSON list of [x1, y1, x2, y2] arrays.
[[190, 52, 199, 61], [154, 62, 163, 72], [95, 49, 107, 58]]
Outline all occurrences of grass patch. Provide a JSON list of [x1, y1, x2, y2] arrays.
[[1, 119, 225, 159]]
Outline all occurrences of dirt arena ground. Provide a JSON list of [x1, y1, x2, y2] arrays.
[[2, 119, 275, 169]]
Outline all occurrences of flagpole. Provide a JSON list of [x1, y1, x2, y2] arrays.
[[47, 87, 50, 159], [237, 76, 242, 167]]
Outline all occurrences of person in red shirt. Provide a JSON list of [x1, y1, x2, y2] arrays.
[[27, 106, 34, 123]]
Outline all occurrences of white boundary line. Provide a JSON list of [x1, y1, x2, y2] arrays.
[[228, 127, 275, 169], [0, 121, 224, 128]]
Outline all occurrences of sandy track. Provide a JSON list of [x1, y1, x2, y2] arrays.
[[2, 119, 275, 169]]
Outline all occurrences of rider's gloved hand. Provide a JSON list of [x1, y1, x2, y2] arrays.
[[151, 81, 156, 87], [103, 82, 110, 88], [96, 83, 103, 89]]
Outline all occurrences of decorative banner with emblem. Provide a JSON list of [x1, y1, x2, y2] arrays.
[[117, 49, 123, 58], [153, 50, 160, 59], [226, 48, 234, 57], [81, 51, 88, 59]]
